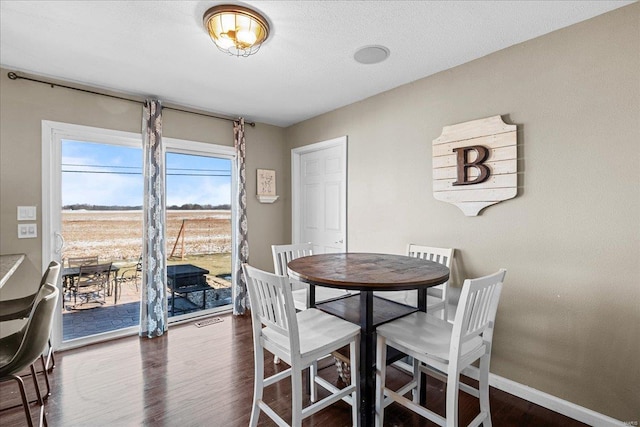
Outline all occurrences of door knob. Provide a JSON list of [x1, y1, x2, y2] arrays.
[[54, 232, 65, 254]]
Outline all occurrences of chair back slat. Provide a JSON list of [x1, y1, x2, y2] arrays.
[[243, 264, 300, 351], [452, 269, 506, 351], [256, 275, 287, 331], [272, 243, 314, 298], [404, 245, 455, 319], [272, 243, 313, 275], [465, 286, 491, 333], [407, 244, 453, 269]]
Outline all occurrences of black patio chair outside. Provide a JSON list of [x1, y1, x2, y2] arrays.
[[71, 262, 112, 307], [115, 256, 142, 303]]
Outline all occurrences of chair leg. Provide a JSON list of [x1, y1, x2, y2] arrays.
[[375, 335, 387, 427], [39, 355, 52, 398], [46, 338, 55, 372], [291, 365, 303, 427], [309, 361, 318, 403], [350, 338, 360, 427], [30, 364, 44, 406], [31, 364, 49, 427], [31, 365, 48, 427], [445, 368, 460, 427], [412, 356, 421, 404], [11, 374, 34, 427], [478, 354, 492, 427], [249, 346, 263, 427]]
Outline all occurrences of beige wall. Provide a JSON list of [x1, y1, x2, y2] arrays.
[[285, 4, 639, 421], [1, 3, 638, 422], [0, 69, 286, 302]]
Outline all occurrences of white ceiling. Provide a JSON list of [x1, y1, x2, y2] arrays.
[[0, 1, 633, 127]]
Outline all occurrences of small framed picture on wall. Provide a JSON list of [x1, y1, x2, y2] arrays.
[[257, 169, 276, 196]]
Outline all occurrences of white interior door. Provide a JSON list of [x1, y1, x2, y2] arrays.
[[292, 136, 347, 253]]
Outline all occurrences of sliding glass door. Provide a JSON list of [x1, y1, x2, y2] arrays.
[[44, 122, 236, 349]]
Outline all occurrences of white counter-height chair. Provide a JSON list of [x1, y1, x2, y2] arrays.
[[375, 269, 506, 427], [0, 283, 59, 427], [375, 245, 454, 321], [243, 264, 360, 427], [272, 243, 352, 311], [272, 243, 355, 391]]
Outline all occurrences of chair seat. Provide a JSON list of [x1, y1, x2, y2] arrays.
[[0, 296, 34, 322], [376, 311, 483, 364], [262, 308, 360, 358]]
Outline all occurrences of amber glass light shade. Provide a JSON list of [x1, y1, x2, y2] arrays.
[[203, 5, 270, 57]]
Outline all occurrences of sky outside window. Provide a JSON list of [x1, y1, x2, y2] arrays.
[[62, 140, 231, 208]]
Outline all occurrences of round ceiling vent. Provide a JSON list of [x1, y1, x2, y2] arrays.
[[354, 45, 390, 64]]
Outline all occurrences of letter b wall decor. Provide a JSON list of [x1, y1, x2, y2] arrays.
[[433, 115, 518, 216]]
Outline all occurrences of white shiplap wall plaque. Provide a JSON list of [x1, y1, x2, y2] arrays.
[[433, 115, 517, 216]]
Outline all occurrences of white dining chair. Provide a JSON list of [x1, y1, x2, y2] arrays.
[[375, 269, 506, 427], [375, 245, 454, 322], [272, 243, 352, 311], [272, 243, 356, 390], [243, 264, 361, 427]]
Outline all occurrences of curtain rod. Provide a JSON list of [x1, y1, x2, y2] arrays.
[[7, 71, 256, 127]]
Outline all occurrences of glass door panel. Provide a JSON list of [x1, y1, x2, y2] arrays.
[[165, 152, 232, 317], [61, 139, 142, 341]]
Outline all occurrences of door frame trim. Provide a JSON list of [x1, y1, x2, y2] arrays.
[[291, 136, 347, 248]]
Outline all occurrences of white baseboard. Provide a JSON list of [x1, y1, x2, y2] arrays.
[[461, 366, 626, 427]]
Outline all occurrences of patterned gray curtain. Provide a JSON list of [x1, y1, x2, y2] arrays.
[[233, 118, 249, 315], [140, 99, 168, 337]]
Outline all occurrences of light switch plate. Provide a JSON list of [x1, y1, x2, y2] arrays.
[[17, 206, 37, 221], [18, 223, 37, 238]]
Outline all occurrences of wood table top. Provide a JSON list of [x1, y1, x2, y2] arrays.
[[288, 252, 450, 292]]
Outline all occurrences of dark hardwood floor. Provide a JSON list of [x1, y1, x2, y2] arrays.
[[0, 313, 588, 426]]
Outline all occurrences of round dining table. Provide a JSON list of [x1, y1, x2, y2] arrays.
[[287, 252, 450, 427]]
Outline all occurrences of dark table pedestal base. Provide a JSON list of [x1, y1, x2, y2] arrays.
[[317, 292, 419, 427]]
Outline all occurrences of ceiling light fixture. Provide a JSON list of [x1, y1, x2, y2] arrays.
[[203, 4, 270, 57]]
